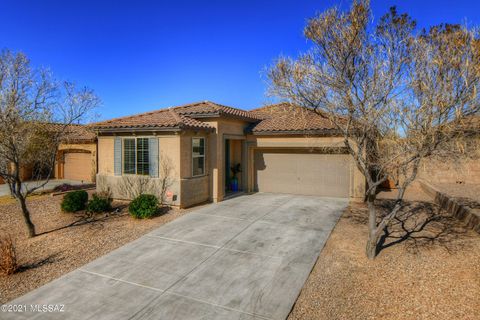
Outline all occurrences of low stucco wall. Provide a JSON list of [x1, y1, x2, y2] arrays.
[[180, 175, 210, 208]]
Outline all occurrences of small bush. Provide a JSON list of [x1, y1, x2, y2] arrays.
[[129, 194, 158, 219], [61, 190, 88, 212], [0, 236, 18, 276], [86, 193, 112, 213]]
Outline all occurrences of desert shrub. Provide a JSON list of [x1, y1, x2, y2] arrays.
[[0, 236, 18, 276], [86, 193, 112, 213], [129, 194, 158, 219], [61, 190, 88, 212]]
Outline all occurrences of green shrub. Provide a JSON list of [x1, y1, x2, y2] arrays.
[[129, 194, 158, 219], [86, 193, 112, 213], [61, 190, 88, 212]]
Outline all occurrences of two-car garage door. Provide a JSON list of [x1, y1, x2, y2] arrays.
[[254, 150, 351, 198]]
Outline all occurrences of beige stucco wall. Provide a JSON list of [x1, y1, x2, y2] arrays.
[[246, 135, 365, 199], [247, 135, 345, 148], [97, 137, 114, 175], [180, 175, 209, 208], [179, 131, 211, 207], [96, 133, 182, 206]]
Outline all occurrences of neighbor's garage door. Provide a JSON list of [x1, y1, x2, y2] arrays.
[[64, 152, 92, 182], [254, 150, 351, 197]]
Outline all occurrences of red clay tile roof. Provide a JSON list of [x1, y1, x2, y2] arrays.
[[90, 101, 345, 135], [40, 123, 96, 143], [90, 101, 262, 131], [249, 103, 341, 134], [90, 107, 214, 131], [173, 101, 262, 121]]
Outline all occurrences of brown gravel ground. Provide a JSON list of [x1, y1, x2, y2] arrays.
[[289, 198, 480, 320], [0, 194, 189, 303]]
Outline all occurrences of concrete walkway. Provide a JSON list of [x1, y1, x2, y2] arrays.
[[3, 193, 348, 320]]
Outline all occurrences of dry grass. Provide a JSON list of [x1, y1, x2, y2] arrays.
[[288, 200, 480, 320], [0, 236, 17, 276], [0, 194, 189, 303]]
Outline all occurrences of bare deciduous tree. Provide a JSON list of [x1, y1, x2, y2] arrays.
[[0, 50, 100, 237], [269, 1, 480, 258]]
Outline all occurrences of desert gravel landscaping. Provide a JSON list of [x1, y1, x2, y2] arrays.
[[0, 194, 186, 303], [288, 199, 480, 320]]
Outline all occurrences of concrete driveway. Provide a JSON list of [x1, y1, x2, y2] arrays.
[[3, 193, 347, 320]]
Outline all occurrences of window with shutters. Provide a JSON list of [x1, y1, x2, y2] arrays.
[[192, 137, 205, 176], [123, 138, 150, 175]]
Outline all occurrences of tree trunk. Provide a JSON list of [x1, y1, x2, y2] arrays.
[[18, 196, 36, 237], [366, 193, 378, 259], [366, 230, 378, 259]]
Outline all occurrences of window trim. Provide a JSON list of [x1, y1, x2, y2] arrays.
[[121, 137, 150, 176], [192, 137, 206, 177]]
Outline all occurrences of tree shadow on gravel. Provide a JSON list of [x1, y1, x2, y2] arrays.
[[35, 203, 172, 236], [16, 252, 63, 273], [344, 200, 477, 255], [35, 212, 125, 236]]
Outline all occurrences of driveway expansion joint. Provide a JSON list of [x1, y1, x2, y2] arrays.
[[4, 194, 347, 320]]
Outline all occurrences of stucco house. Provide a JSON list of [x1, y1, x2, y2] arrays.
[[54, 124, 97, 183], [91, 101, 365, 208], [0, 123, 97, 185]]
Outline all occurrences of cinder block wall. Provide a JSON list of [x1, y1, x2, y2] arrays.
[[418, 159, 480, 185]]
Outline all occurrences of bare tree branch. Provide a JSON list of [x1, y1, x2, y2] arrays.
[[268, 0, 480, 258], [0, 49, 100, 237]]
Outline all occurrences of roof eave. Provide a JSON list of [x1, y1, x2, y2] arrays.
[[62, 138, 97, 144], [185, 112, 260, 123], [94, 126, 184, 134], [94, 125, 214, 134], [249, 129, 343, 136]]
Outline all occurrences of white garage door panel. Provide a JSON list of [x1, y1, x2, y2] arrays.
[[64, 152, 92, 182], [255, 151, 350, 197]]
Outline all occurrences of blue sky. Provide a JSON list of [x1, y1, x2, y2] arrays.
[[1, 0, 479, 120]]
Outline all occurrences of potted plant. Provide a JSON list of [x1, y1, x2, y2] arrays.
[[230, 163, 242, 192]]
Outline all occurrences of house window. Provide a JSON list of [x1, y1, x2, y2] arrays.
[[123, 138, 149, 175], [192, 137, 205, 176]]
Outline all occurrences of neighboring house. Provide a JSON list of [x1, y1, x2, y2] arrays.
[[0, 124, 97, 185], [53, 124, 97, 183], [91, 101, 365, 208]]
